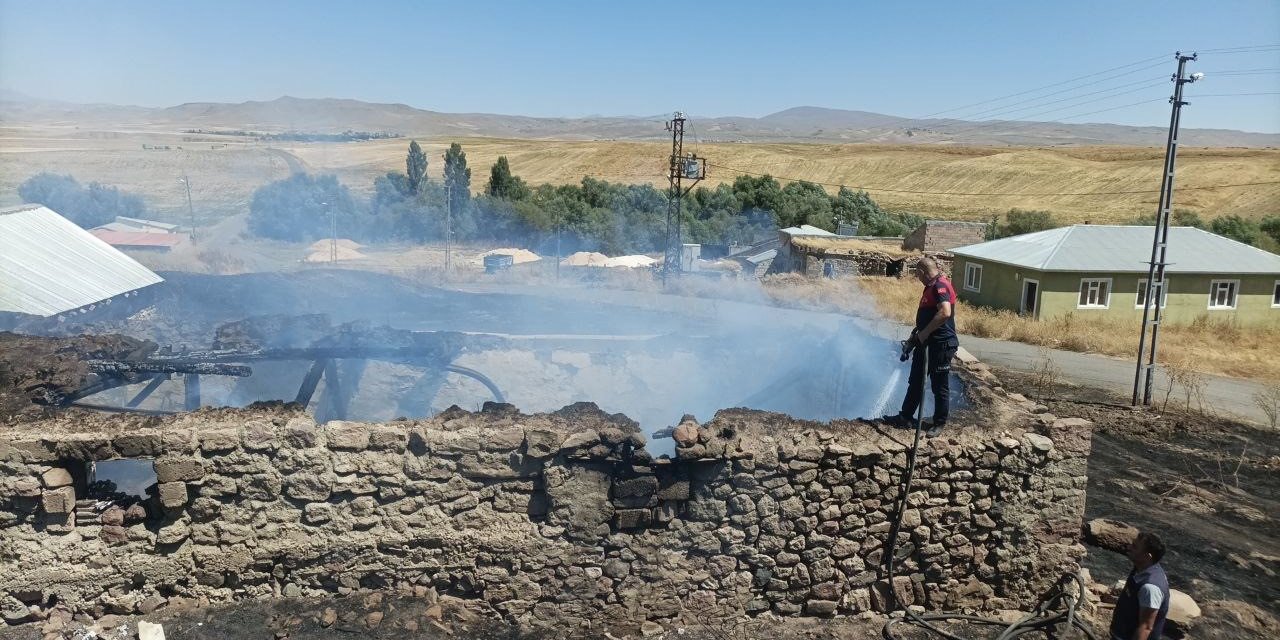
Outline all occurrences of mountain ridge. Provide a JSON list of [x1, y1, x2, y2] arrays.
[[1, 94, 1276, 147]]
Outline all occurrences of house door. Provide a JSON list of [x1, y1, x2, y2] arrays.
[[1021, 279, 1039, 317]]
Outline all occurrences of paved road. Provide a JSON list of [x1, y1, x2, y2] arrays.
[[960, 335, 1271, 425]]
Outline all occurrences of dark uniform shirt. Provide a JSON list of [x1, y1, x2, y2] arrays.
[[915, 275, 957, 342]]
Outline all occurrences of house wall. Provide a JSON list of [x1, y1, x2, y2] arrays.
[[955, 258, 1280, 326]]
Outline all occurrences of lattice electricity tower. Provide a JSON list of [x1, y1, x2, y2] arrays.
[[662, 112, 706, 283]]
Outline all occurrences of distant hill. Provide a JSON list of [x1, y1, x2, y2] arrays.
[[1, 95, 1277, 147]]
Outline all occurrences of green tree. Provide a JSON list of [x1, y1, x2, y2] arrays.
[[990, 208, 1057, 238], [247, 173, 360, 241], [405, 141, 427, 194], [18, 172, 147, 229], [443, 142, 471, 214], [778, 181, 834, 230], [1258, 215, 1280, 246], [1210, 214, 1260, 245], [1131, 208, 1207, 228], [486, 156, 530, 201]]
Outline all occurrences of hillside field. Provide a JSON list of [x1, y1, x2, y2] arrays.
[[1, 124, 1277, 226]]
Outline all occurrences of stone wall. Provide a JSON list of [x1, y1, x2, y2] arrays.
[[903, 221, 989, 252], [0, 401, 1091, 633]]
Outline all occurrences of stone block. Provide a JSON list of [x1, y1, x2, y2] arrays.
[[41, 486, 75, 514], [805, 599, 837, 617], [52, 434, 115, 460], [483, 426, 526, 451], [154, 457, 206, 482], [156, 521, 190, 545], [524, 428, 563, 458], [242, 421, 278, 451], [113, 433, 162, 457], [283, 418, 320, 448], [286, 472, 333, 501], [157, 482, 189, 509], [13, 476, 42, 497], [40, 467, 72, 488], [327, 421, 371, 451], [100, 505, 125, 526], [614, 508, 652, 529], [560, 430, 599, 451], [368, 425, 408, 451]]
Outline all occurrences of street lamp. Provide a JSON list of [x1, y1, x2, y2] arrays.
[[178, 176, 197, 244], [321, 201, 335, 264]]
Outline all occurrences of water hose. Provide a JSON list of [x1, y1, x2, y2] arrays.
[[879, 341, 1098, 640]]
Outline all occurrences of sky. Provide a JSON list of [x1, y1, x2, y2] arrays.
[[1, 0, 1277, 132]]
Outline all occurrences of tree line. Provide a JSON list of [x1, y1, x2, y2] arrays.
[[243, 141, 924, 255], [983, 207, 1280, 250]]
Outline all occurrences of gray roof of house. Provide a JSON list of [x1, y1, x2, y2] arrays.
[[0, 204, 163, 316], [950, 225, 1280, 274]]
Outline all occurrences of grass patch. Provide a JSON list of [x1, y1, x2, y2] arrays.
[[764, 275, 1280, 381]]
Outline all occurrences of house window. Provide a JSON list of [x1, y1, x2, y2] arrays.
[[1273, 281, 1279, 308], [1078, 278, 1111, 309], [1208, 280, 1239, 310], [964, 263, 982, 292], [1136, 278, 1168, 309]]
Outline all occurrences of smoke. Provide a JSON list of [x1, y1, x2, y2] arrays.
[[24, 247, 962, 457]]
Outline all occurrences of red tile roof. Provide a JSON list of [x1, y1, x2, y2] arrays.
[[90, 230, 185, 248]]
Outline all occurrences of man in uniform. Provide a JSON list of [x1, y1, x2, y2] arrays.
[[1110, 531, 1170, 640], [882, 257, 958, 436]]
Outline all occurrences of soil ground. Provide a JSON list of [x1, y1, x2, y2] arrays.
[[996, 368, 1280, 640]]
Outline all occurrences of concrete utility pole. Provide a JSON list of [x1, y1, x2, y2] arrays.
[[661, 112, 705, 285], [179, 176, 197, 244], [1133, 52, 1201, 406]]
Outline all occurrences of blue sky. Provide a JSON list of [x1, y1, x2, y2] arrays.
[[1, 0, 1277, 132]]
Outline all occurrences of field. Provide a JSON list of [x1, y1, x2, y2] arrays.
[[757, 274, 1280, 382], [2, 124, 1278, 226]]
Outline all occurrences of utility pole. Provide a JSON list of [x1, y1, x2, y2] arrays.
[[661, 112, 705, 285], [327, 202, 337, 264], [179, 175, 197, 244], [1133, 51, 1201, 406]]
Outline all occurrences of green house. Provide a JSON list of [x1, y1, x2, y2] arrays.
[[949, 225, 1280, 326]]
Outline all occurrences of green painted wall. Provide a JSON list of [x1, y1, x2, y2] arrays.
[[954, 257, 1280, 326]]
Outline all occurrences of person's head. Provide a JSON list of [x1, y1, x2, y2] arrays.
[[1127, 531, 1166, 568], [914, 257, 940, 284]]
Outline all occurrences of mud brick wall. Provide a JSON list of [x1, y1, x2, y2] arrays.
[[0, 404, 1091, 632]]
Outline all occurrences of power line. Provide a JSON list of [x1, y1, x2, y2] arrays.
[[940, 83, 1170, 136], [702, 161, 1280, 197], [936, 63, 1172, 122], [948, 74, 1168, 123], [911, 54, 1172, 120], [1190, 92, 1280, 97]]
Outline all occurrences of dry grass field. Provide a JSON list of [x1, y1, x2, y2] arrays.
[[2, 124, 1277, 226], [759, 274, 1280, 381]]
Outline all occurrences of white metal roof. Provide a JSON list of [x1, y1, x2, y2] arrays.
[[950, 225, 1280, 274], [780, 224, 835, 237], [0, 205, 164, 316]]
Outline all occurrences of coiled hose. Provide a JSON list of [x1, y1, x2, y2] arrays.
[[879, 343, 1099, 640]]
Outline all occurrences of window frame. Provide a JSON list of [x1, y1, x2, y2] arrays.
[[1135, 278, 1169, 309], [964, 263, 982, 292], [1207, 279, 1240, 310], [1020, 278, 1040, 317], [1077, 277, 1112, 309]]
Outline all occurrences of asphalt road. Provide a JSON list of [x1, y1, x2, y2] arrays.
[[960, 335, 1272, 425]]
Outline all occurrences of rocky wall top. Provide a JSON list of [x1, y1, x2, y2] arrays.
[[0, 398, 1092, 634]]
